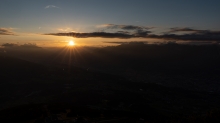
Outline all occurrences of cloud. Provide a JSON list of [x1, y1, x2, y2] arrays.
[[57, 28, 73, 32], [104, 41, 148, 44], [148, 29, 220, 41], [169, 27, 201, 33], [44, 31, 152, 38], [99, 24, 153, 37], [44, 30, 220, 41], [2, 43, 40, 48], [44, 25, 220, 41], [45, 32, 134, 38], [99, 24, 154, 32], [44, 24, 153, 38], [0, 28, 15, 35], [2, 43, 18, 47], [45, 5, 59, 9]]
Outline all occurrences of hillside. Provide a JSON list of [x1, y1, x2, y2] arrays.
[[1, 50, 220, 122]]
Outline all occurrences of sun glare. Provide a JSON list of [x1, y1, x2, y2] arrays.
[[68, 40, 75, 46]]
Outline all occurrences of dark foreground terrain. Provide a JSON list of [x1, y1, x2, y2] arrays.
[[1, 43, 220, 123]]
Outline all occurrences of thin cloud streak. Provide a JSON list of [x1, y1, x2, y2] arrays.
[[45, 5, 59, 9], [0, 28, 15, 35], [168, 27, 206, 33], [44, 32, 134, 39], [99, 24, 154, 30], [148, 30, 220, 41]]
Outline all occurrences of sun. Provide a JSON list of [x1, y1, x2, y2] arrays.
[[68, 40, 75, 46]]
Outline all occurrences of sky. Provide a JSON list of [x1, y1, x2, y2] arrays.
[[1, 0, 220, 47]]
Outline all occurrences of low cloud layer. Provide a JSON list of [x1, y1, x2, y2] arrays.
[[45, 24, 153, 38], [99, 24, 153, 36], [100, 24, 153, 31], [150, 28, 220, 41], [0, 28, 15, 35], [45, 32, 134, 38], [2, 43, 40, 48], [168, 27, 201, 33], [44, 25, 220, 42]]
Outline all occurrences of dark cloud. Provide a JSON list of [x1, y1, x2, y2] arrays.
[[148, 30, 220, 41], [45, 24, 153, 38], [2, 43, 18, 47], [117, 31, 130, 34], [45, 30, 220, 41], [0, 28, 15, 35], [105, 41, 148, 44], [169, 27, 201, 33], [44, 32, 150, 38], [103, 24, 153, 31], [2, 43, 40, 48], [20, 43, 40, 48], [134, 30, 151, 37], [44, 25, 220, 42]]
